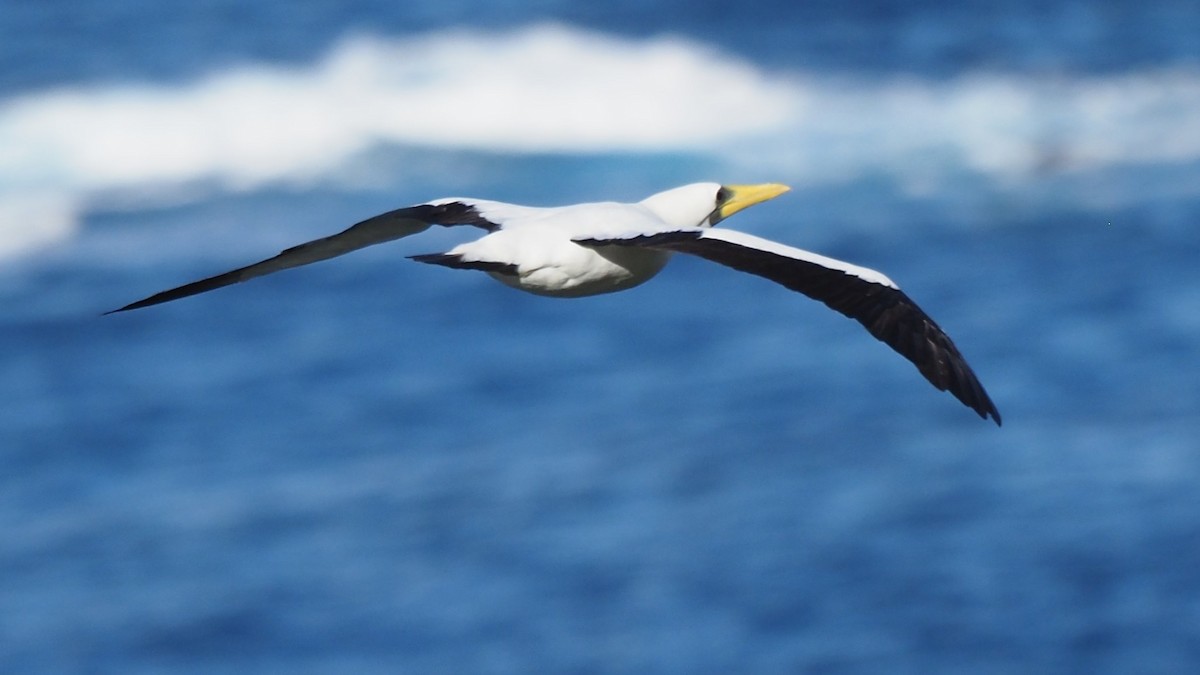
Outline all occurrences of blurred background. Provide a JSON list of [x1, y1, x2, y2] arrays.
[[2, 0, 1199, 672]]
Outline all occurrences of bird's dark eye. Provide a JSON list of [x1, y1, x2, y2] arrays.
[[715, 186, 730, 206]]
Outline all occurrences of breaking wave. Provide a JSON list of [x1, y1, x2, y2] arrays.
[[2, 23, 1199, 257]]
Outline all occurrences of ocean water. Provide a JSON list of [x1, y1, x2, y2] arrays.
[[2, 1, 1199, 673]]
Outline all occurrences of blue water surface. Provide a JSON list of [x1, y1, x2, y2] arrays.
[[2, 1, 1199, 673]]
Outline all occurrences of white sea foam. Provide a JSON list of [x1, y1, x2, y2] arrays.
[[756, 70, 1200, 189], [0, 25, 796, 195], [0, 190, 79, 260], [2, 23, 1199, 258]]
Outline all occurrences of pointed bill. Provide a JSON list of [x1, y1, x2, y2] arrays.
[[717, 183, 791, 220]]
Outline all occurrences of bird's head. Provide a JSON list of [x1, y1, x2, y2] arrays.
[[641, 182, 791, 228]]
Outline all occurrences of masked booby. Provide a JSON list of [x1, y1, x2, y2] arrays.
[[108, 182, 1001, 424]]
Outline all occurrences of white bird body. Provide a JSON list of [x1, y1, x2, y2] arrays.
[[435, 199, 673, 297], [478, 230, 671, 297], [108, 182, 1001, 424]]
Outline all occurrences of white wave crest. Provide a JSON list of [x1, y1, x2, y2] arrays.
[[0, 191, 78, 261], [2, 23, 1200, 258], [0, 24, 796, 194], [762, 70, 1200, 188]]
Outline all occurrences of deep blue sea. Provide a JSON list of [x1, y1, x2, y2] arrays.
[[3, 1, 1200, 673]]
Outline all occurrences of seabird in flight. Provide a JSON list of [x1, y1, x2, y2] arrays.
[[108, 182, 1001, 424]]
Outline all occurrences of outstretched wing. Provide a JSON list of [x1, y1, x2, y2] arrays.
[[106, 201, 500, 313], [577, 228, 1001, 424]]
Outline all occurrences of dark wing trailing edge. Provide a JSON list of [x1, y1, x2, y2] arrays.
[[408, 253, 520, 275], [106, 201, 499, 313], [578, 229, 1001, 425]]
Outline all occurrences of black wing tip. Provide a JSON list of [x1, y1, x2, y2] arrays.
[[976, 385, 1003, 425], [924, 370, 1001, 426], [975, 400, 1003, 426], [984, 400, 1003, 426], [103, 297, 162, 315], [921, 355, 998, 422], [948, 369, 1002, 426], [865, 291, 1001, 427], [102, 297, 169, 314]]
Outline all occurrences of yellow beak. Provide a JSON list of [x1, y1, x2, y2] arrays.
[[717, 183, 792, 220]]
